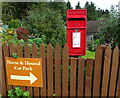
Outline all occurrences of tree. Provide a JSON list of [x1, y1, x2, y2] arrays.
[[66, 0, 73, 9], [84, 1, 97, 20], [47, 0, 67, 21], [75, 2, 81, 9], [97, 6, 120, 47], [2, 2, 38, 23], [104, 9, 109, 14], [22, 3, 66, 46], [84, 1, 109, 20]]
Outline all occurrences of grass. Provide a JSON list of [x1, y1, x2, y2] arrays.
[[80, 50, 95, 59]]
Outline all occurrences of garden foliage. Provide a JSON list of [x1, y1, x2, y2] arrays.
[[8, 87, 30, 97], [22, 3, 66, 46], [97, 6, 120, 48]]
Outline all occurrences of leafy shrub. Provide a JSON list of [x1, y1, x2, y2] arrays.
[[2, 28, 47, 47], [87, 39, 100, 52], [97, 6, 120, 48], [18, 37, 47, 47], [8, 87, 30, 97], [2, 32, 19, 45], [22, 4, 66, 47], [8, 19, 21, 29]]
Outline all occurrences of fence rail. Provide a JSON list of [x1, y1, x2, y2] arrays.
[[0, 42, 120, 97]]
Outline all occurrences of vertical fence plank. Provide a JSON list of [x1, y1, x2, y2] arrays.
[[0, 43, 7, 96], [9, 42, 16, 57], [62, 44, 69, 96], [109, 46, 119, 96], [9, 43, 17, 89], [118, 67, 120, 98], [32, 43, 39, 97], [116, 62, 120, 98], [85, 59, 93, 96], [93, 45, 104, 96], [17, 42, 23, 58], [77, 58, 85, 96], [24, 43, 33, 96], [16, 42, 26, 92], [40, 44, 46, 96], [55, 44, 61, 96], [70, 58, 77, 96], [101, 46, 112, 96], [3, 43, 12, 91], [47, 43, 53, 96]]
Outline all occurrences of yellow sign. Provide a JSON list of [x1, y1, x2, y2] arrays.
[[5, 57, 43, 87]]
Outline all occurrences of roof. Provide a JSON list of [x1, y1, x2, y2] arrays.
[[87, 20, 100, 34]]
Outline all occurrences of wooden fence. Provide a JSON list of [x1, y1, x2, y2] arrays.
[[0, 42, 120, 97]]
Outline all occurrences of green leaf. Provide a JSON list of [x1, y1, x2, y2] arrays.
[[23, 91, 30, 96], [0, 95, 2, 98], [12, 53, 18, 58]]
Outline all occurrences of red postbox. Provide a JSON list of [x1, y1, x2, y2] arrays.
[[66, 9, 87, 56]]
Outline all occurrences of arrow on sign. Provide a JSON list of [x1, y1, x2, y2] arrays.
[[10, 72, 37, 84]]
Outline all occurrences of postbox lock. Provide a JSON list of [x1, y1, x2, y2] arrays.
[[75, 29, 79, 32]]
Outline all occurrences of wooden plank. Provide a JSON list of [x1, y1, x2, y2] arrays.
[[101, 46, 112, 96], [118, 66, 120, 98], [24, 42, 33, 96], [70, 58, 77, 96], [40, 44, 46, 96], [32, 43, 39, 97], [3, 43, 12, 91], [109, 46, 119, 96], [9, 42, 17, 89], [77, 58, 85, 96], [16, 42, 26, 92], [93, 45, 104, 96], [85, 59, 93, 96], [9, 42, 16, 57], [47, 43, 53, 96], [116, 68, 119, 97], [17, 42, 23, 58], [62, 44, 69, 96], [0, 43, 7, 96], [55, 44, 61, 96]]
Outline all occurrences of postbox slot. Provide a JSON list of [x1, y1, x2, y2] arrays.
[[67, 18, 86, 28], [68, 18, 85, 21]]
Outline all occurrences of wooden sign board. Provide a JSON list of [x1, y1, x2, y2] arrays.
[[5, 57, 43, 87]]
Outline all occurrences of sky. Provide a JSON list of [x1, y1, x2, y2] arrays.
[[64, 0, 120, 10]]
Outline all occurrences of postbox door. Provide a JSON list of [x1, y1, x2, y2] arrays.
[[67, 29, 86, 56]]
